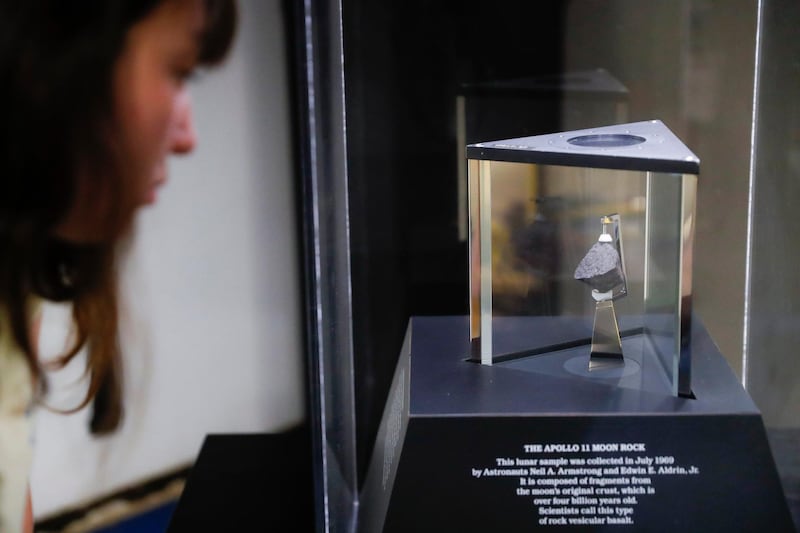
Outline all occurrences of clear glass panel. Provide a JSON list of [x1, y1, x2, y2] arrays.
[[339, 0, 796, 524], [294, 1, 357, 530], [642, 172, 682, 394]]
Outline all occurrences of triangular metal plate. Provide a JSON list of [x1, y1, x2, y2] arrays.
[[466, 120, 699, 174]]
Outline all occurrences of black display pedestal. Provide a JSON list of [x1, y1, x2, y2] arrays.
[[167, 427, 314, 532], [359, 316, 793, 532]]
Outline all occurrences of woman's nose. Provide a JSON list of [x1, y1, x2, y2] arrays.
[[171, 90, 197, 155]]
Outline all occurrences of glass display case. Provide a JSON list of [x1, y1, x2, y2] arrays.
[[468, 120, 698, 397]]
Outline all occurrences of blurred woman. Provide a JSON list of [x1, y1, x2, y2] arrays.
[[0, 1, 237, 530]]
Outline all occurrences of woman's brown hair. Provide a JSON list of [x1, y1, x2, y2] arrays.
[[0, 0, 237, 434]]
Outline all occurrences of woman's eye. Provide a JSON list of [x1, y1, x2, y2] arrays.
[[174, 68, 195, 83], [171, 63, 199, 84]]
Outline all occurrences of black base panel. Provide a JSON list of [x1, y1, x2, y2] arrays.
[[359, 316, 794, 532], [167, 427, 314, 532]]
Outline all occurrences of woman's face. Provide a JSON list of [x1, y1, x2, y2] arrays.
[[114, 0, 204, 206], [56, 0, 205, 242]]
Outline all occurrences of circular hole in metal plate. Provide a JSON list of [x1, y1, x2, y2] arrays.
[[567, 133, 646, 147]]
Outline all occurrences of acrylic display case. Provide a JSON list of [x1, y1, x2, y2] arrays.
[[468, 120, 698, 397]]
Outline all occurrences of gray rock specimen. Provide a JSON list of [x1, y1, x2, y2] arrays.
[[574, 242, 624, 292]]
